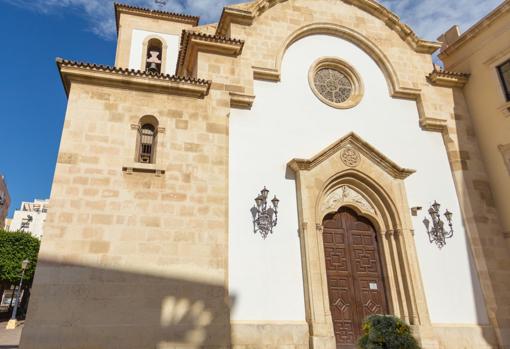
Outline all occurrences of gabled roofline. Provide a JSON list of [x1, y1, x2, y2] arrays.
[[56, 58, 211, 99], [288, 132, 415, 179], [114, 3, 200, 33], [439, 0, 510, 58], [176, 31, 245, 76], [215, 0, 441, 54]]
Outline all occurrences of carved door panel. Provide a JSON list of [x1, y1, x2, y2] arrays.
[[323, 207, 388, 348]]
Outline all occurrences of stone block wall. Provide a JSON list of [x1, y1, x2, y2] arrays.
[[21, 82, 232, 349]]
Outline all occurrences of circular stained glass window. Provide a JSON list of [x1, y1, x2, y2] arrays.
[[309, 58, 363, 109], [314, 68, 353, 104]]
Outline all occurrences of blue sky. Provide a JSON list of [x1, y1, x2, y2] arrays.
[[0, 0, 502, 217]]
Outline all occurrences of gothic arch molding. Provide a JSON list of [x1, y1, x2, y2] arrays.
[[288, 134, 435, 347], [255, 22, 421, 100], [317, 169, 404, 233], [252, 22, 444, 131]]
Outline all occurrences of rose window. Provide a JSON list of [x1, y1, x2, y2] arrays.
[[309, 58, 363, 109], [314, 68, 353, 104]]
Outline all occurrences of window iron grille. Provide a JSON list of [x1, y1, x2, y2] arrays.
[[139, 124, 156, 164]]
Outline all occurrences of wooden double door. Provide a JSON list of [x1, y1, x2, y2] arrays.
[[322, 207, 388, 348]]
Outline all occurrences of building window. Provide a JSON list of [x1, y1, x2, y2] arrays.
[[309, 57, 364, 109], [145, 38, 163, 74], [139, 124, 156, 163], [498, 60, 510, 101], [136, 116, 159, 164], [314, 68, 353, 104]]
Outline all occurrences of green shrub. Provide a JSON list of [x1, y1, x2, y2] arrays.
[[0, 230, 40, 284], [358, 315, 420, 349]]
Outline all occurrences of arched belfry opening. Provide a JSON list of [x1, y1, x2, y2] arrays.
[[288, 133, 433, 348], [322, 206, 389, 347], [145, 38, 163, 74]]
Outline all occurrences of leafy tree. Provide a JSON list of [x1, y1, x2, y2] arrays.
[[0, 230, 40, 284], [358, 315, 420, 349]]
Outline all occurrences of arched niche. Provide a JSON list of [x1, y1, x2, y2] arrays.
[[132, 115, 161, 164], [253, 23, 422, 100], [251, 22, 443, 131], [288, 132, 436, 348]]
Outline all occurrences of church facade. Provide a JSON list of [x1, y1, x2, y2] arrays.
[[20, 1, 510, 348]]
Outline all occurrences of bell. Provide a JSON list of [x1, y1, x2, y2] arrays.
[[147, 62, 159, 74]]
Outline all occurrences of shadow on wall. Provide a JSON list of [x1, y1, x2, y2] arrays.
[[447, 89, 501, 348], [19, 259, 233, 349]]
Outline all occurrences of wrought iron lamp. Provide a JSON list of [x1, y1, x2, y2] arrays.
[[5, 259, 29, 330], [252, 187, 279, 239], [423, 201, 454, 249]]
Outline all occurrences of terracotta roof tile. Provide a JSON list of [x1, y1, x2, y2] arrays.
[[430, 65, 470, 78], [176, 31, 245, 74], [114, 3, 200, 30], [427, 65, 470, 87], [56, 58, 211, 86]]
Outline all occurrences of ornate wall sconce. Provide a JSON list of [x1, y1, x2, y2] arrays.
[[252, 187, 279, 239], [423, 201, 454, 249]]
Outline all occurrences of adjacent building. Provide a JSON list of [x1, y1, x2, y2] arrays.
[[9, 199, 48, 239], [20, 1, 510, 349], [0, 175, 10, 229], [439, 1, 510, 240]]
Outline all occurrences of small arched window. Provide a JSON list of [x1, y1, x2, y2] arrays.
[[145, 38, 163, 74], [136, 116, 159, 164]]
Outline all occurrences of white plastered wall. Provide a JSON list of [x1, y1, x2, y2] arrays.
[[128, 29, 180, 74], [229, 34, 489, 325], [10, 209, 46, 239]]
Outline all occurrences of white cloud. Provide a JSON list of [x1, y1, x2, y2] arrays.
[[1, 0, 503, 40], [2, 0, 243, 38], [379, 0, 502, 41]]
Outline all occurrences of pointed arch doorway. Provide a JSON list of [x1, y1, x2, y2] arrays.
[[288, 133, 435, 348], [322, 207, 388, 348]]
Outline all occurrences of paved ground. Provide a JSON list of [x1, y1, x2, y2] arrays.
[[0, 321, 23, 349]]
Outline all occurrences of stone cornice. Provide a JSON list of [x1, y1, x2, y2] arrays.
[[288, 132, 415, 180], [439, 0, 510, 58], [229, 92, 256, 109], [114, 3, 199, 32], [56, 58, 211, 99], [342, 0, 440, 54], [427, 67, 470, 88], [215, 0, 441, 54], [176, 31, 245, 76], [216, 0, 284, 36], [419, 117, 448, 133]]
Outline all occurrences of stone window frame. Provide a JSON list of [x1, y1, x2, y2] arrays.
[[141, 35, 168, 74], [308, 57, 364, 109], [132, 115, 162, 164], [497, 59, 510, 102]]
